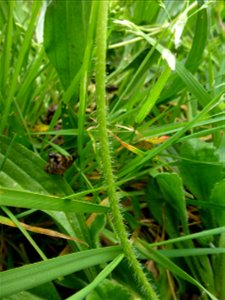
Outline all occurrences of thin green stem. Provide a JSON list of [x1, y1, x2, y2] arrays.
[[95, 2, 158, 299], [1, 206, 47, 261]]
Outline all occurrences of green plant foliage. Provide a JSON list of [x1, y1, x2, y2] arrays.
[[147, 176, 180, 238], [210, 180, 225, 227], [86, 279, 132, 300], [1, 1, 225, 299], [160, 4, 208, 102], [0, 188, 109, 214], [156, 172, 188, 233], [178, 139, 223, 201], [178, 139, 224, 228], [0, 246, 122, 298], [44, 0, 91, 89]]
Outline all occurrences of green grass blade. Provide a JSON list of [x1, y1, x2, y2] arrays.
[[0, 135, 101, 250], [215, 233, 225, 300], [160, 5, 208, 102], [1, 206, 47, 261], [31, 129, 79, 136], [159, 248, 225, 258], [0, 1, 42, 134], [116, 18, 220, 112], [135, 240, 218, 300], [135, 65, 171, 123], [16, 48, 46, 112], [119, 91, 223, 178], [78, 2, 98, 164], [62, 70, 82, 104], [0, 188, 109, 214], [0, 246, 122, 298], [145, 227, 225, 248], [68, 254, 124, 300], [1, 1, 14, 91]]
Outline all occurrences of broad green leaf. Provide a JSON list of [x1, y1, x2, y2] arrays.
[[2, 281, 61, 300], [89, 214, 106, 246], [130, 0, 160, 24], [0, 246, 122, 298], [147, 176, 180, 238], [44, 0, 91, 89], [28, 281, 61, 300], [1, 291, 45, 300], [178, 139, 223, 228], [178, 139, 223, 201], [86, 278, 133, 300], [0, 136, 71, 195], [156, 172, 188, 233], [210, 180, 225, 227]]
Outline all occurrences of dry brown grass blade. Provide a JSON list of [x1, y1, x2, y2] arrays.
[[0, 216, 88, 246]]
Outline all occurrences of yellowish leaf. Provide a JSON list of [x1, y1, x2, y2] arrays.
[[32, 123, 49, 132], [0, 216, 88, 246]]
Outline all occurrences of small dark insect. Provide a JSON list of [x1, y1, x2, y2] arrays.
[[106, 85, 118, 93], [45, 153, 74, 175]]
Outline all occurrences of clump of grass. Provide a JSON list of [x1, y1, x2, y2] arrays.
[[0, 1, 225, 300]]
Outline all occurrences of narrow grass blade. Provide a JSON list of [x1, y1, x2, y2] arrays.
[[1, 1, 14, 91], [2, 206, 47, 261], [214, 233, 225, 300], [160, 5, 208, 101], [144, 227, 225, 248], [67, 254, 124, 300], [116, 18, 220, 112], [31, 129, 79, 136], [0, 2, 42, 134], [136, 65, 171, 123], [119, 91, 223, 178], [135, 240, 218, 300], [159, 248, 225, 258], [78, 2, 98, 164]]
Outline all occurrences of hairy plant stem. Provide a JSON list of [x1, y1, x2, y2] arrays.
[[95, 2, 158, 299]]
